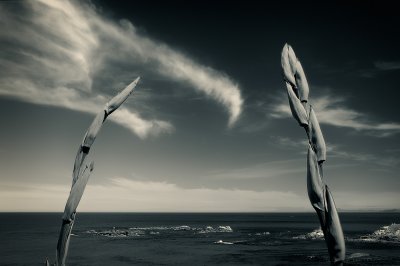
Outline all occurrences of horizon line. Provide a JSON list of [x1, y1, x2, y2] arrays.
[[0, 210, 398, 214]]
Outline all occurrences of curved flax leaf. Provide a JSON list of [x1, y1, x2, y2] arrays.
[[72, 77, 140, 185], [285, 82, 308, 127], [56, 214, 75, 266], [281, 44, 297, 87], [106, 77, 140, 116], [62, 162, 94, 221], [57, 162, 93, 266], [295, 60, 309, 103], [324, 186, 346, 265], [308, 106, 326, 163], [280, 44, 345, 264], [307, 146, 325, 212], [55, 77, 140, 266]]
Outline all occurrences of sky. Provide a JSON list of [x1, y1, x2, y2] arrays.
[[0, 0, 399, 212]]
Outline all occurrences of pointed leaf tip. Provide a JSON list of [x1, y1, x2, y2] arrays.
[[283, 43, 289, 49]]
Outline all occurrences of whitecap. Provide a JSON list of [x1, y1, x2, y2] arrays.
[[218, 226, 233, 232], [198, 225, 233, 234], [214, 239, 234, 245], [129, 226, 169, 231], [359, 223, 400, 243], [348, 252, 370, 259], [293, 228, 324, 240], [172, 225, 191, 231], [86, 224, 233, 237], [86, 227, 145, 238], [255, 232, 270, 236], [128, 225, 192, 231]]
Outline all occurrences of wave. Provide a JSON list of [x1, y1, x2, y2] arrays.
[[128, 225, 190, 231], [85, 225, 233, 238], [86, 227, 145, 238], [293, 228, 324, 240], [128, 225, 232, 233], [198, 226, 233, 234], [292, 223, 400, 244], [348, 253, 370, 259], [254, 232, 270, 236], [358, 223, 400, 243], [214, 239, 234, 245]]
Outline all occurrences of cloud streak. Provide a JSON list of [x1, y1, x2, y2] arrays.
[[0, 178, 307, 212], [0, 0, 243, 138], [374, 61, 400, 71], [1, 177, 398, 212], [271, 136, 400, 167], [207, 158, 305, 180], [0, 78, 173, 138], [271, 93, 400, 137]]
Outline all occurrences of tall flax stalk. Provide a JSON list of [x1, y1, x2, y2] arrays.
[[281, 44, 345, 265], [47, 77, 140, 266]]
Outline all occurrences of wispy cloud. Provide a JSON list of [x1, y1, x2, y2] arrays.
[[0, 178, 307, 212], [334, 191, 400, 211], [208, 158, 305, 180], [0, 0, 243, 138], [0, 78, 173, 138], [329, 148, 400, 167], [1, 177, 398, 212], [359, 61, 400, 78], [271, 93, 400, 137], [270, 136, 308, 150], [271, 136, 400, 167], [313, 61, 400, 79], [374, 61, 400, 71]]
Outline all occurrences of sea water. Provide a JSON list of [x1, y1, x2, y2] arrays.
[[0, 212, 399, 265]]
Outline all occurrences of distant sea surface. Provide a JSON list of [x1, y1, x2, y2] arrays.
[[0, 212, 399, 265]]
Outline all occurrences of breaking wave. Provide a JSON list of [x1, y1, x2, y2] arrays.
[[254, 232, 270, 236], [86, 227, 145, 238], [85, 225, 233, 238], [214, 239, 234, 245], [293, 228, 324, 240], [348, 253, 370, 259], [359, 223, 400, 243], [291, 223, 400, 244], [198, 226, 233, 234]]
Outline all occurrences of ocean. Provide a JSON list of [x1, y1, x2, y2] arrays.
[[0, 212, 399, 265]]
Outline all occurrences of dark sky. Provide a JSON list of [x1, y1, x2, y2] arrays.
[[0, 0, 399, 211]]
